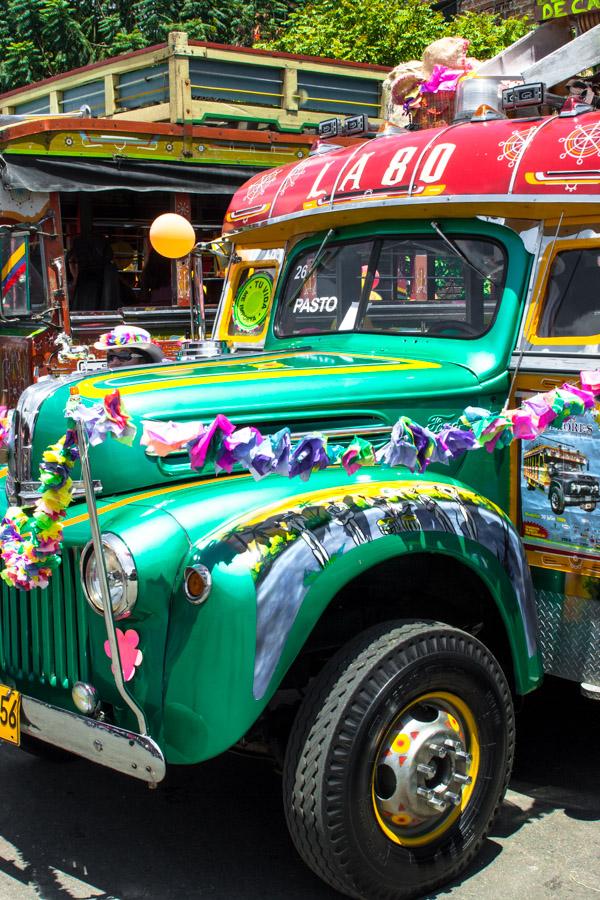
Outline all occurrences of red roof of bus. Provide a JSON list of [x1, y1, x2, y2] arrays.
[[224, 110, 600, 234]]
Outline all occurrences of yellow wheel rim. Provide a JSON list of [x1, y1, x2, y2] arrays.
[[371, 691, 480, 847]]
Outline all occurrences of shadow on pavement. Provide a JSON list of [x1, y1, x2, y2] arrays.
[[0, 744, 339, 899], [0, 677, 597, 899], [429, 676, 600, 897]]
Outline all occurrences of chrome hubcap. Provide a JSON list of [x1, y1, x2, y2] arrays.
[[373, 700, 474, 839]]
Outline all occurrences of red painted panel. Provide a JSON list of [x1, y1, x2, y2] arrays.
[[225, 111, 600, 233]]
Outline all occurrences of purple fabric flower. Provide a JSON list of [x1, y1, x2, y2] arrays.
[[216, 426, 264, 473], [188, 414, 235, 471], [289, 434, 329, 481], [433, 426, 477, 463], [377, 419, 418, 471], [245, 428, 292, 479]]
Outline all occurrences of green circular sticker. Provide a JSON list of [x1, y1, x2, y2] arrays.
[[233, 273, 273, 332]]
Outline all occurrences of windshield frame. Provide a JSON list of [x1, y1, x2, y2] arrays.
[[273, 223, 508, 343]]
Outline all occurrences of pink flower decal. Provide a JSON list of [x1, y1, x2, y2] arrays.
[[104, 628, 143, 682]]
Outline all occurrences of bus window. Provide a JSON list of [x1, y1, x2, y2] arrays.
[[29, 234, 46, 311], [1, 234, 30, 316], [276, 234, 506, 338], [538, 248, 600, 339]]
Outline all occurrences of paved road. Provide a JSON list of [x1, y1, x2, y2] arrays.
[[0, 677, 598, 900]]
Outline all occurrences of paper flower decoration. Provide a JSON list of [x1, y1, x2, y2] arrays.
[[342, 436, 376, 475], [66, 389, 137, 446], [104, 628, 143, 682], [581, 370, 600, 393], [141, 419, 203, 457], [138, 372, 600, 481], [2, 371, 600, 593], [0, 429, 79, 591]]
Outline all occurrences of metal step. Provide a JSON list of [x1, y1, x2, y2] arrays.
[[581, 682, 600, 700]]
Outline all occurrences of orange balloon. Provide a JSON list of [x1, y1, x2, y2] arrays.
[[149, 213, 196, 259]]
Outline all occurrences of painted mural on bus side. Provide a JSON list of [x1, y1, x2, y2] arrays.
[[521, 406, 600, 554]]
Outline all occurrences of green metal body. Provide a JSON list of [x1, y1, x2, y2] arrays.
[[0, 216, 544, 764]]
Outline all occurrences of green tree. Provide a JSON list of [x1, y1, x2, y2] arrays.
[[0, 0, 532, 93], [451, 10, 532, 60], [39, 0, 91, 72], [257, 0, 448, 66], [258, 0, 533, 65]]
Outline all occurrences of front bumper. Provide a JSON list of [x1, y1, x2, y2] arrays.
[[20, 694, 165, 784], [563, 493, 598, 506]]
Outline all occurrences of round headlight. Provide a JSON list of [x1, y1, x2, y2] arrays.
[[80, 534, 137, 619]]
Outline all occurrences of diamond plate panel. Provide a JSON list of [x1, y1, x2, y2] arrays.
[[536, 590, 600, 685]]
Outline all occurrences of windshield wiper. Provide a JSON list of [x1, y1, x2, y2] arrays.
[[430, 220, 497, 284], [286, 228, 336, 310]]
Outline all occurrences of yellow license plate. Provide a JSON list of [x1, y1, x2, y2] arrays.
[[0, 685, 20, 745]]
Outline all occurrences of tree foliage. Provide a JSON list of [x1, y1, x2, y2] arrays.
[[0, 0, 534, 93], [257, 0, 447, 65], [450, 10, 533, 60], [259, 0, 533, 67], [0, 0, 301, 91]]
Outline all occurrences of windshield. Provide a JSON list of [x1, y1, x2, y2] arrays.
[[276, 234, 506, 339], [556, 463, 585, 474]]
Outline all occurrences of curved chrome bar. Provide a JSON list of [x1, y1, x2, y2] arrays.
[[75, 416, 148, 736]]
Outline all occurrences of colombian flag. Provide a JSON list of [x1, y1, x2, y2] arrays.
[[2, 241, 27, 298]]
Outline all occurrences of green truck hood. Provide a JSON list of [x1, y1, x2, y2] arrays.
[[27, 348, 487, 497]]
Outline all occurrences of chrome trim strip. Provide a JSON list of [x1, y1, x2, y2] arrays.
[[76, 420, 148, 736], [13, 479, 102, 505], [510, 352, 599, 373], [9, 374, 82, 489], [144, 424, 392, 459], [291, 424, 392, 441], [408, 121, 464, 198], [20, 694, 165, 784], [508, 116, 556, 195]]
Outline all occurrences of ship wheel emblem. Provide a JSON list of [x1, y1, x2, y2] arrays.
[[497, 128, 536, 167], [560, 121, 600, 165]]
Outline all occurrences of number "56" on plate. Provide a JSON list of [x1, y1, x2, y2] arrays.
[[0, 685, 20, 745]]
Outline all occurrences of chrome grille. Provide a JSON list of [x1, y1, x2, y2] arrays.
[[0, 548, 90, 689], [5, 374, 101, 506]]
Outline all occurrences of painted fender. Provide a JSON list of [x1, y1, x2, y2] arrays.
[[160, 471, 541, 764]]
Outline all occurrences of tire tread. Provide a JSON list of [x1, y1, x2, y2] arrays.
[[283, 620, 514, 900]]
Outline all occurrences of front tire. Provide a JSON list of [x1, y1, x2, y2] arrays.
[[283, 621, 514, 900], [549, 486, 564, 514]]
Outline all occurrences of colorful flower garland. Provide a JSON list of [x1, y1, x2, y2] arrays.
[[65, 388, 137, 446], [0, 372, 599, 592], [0, 430, 79, 590], [141, 370, 600, 479], [0, 390, 134, 591]]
